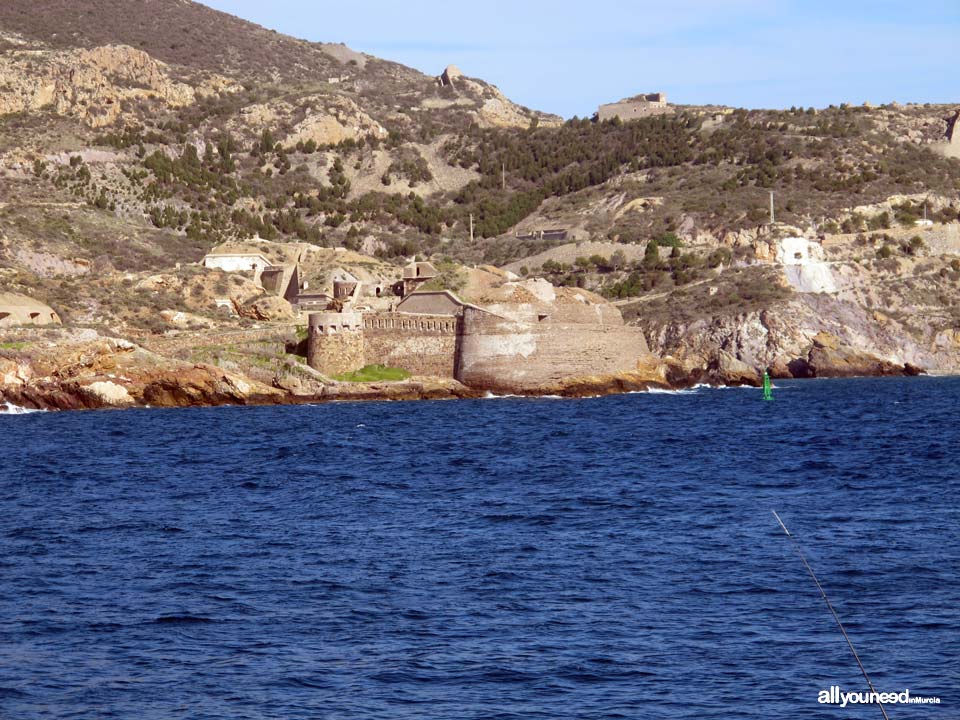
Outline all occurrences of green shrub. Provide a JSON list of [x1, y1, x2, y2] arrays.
[[333, 365, 411, 382]]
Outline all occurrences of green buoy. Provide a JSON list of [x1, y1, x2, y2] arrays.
[[762, 371, 773, 401]]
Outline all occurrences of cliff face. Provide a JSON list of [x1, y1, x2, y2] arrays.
[[0, 43, 236, 127], [633, 252, 957, 381]]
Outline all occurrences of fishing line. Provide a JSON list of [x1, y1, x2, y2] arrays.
[[772, 510, 890, 720]]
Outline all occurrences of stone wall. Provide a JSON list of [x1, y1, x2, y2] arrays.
[[307, 305, 651, 388], [457, 308, 649, 391], [597, 99, 672, 122], [362, 313, 460, 378]]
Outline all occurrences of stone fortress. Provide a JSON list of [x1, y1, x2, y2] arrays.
[[597, 92, 672, 122], [306, 261, 650, 391], [199, 242, 652, 391]]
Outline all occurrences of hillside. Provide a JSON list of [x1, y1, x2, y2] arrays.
[[1, 0, 960, 407], [0, 0, 371, 80]]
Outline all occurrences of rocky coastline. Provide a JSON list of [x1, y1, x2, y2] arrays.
[[0, 327, 925, 414]]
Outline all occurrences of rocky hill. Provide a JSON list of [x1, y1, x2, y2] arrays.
[[1, 0, 959, 408]]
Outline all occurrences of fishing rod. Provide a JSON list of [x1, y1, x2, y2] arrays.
[[772, 510, 890, 720]]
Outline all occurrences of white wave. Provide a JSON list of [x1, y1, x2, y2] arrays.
[[482, 392, 565, 400], [0, 402, 45, 415], [638, 387, 700, 395]]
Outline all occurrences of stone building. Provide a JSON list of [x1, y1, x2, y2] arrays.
[[259, 264, 300, 303], [393, 260, 439, 297], [437, 64, 463, 88], [306, 311, 365, 376], [597, 92, 671, 122], [0, 293, 61, 328]]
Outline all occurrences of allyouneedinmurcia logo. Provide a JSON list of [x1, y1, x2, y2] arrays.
[[818, 686, 941, 707]]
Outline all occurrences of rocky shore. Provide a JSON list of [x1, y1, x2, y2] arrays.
[[0, 326, 927, 414]]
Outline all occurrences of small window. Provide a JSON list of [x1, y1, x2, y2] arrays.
[[29, 312, 40, 320], [794, 252, 803, 260], [0, 312, 10, 321]]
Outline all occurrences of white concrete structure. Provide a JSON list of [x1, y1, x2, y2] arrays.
[[776, 237, 837, 294], [202, 252, 272, 278]]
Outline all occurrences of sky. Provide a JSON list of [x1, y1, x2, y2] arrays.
[[200, 0, 960, 118]]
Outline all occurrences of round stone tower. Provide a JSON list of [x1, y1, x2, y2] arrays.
[[306, 311, 365, 376]]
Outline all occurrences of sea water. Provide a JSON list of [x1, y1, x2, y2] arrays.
[[1, 378, 957, 718]]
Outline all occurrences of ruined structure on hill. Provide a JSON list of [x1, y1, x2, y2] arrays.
[[948, 109, 960, 145], [393, 261, 438, 297], [597, 92, 671, 122]]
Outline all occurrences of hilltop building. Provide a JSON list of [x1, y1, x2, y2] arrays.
[[948, 108, 960, 145], [597, 93, 672, 122]]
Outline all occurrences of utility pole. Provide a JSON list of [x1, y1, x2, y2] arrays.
[[769, 191, 775, 225], [469, 213, 474, 243], [502, 161, 506, 191]]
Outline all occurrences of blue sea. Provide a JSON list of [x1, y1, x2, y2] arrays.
[[1, 378, 957, 719]]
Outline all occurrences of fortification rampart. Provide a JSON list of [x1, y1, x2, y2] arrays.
[[307, 303, 650, 388], [456, 307, 649, 391], [362, 312, 461, 378], [597, 94, 671, 122]]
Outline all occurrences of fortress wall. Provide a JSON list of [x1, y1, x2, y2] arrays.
[[597, 102, 672, 122], [457, 309, 649, 391], [363, 312, 460, 378]]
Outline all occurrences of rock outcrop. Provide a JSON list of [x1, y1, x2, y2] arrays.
[[230, 94, 386, 149], [0, 44, 236, 127], [238, 295, 295, 322], [797, 332, 915, 378], [0, 331, 284, 411], [638, 292, 931, 383]]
